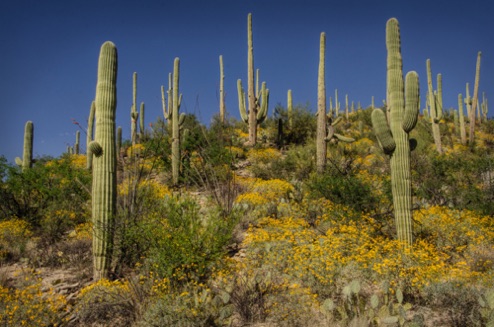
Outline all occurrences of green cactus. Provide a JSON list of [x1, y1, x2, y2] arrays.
[[237, 13, 269, 146], [160, 58, 186, 186], [287, 89, 293, 129], [481, 92, 488, 123], [316, 33, 354, 173], [87, 101, 95, 170], [15, 121, 34, 172], [88, 41, 118, 281], [469, 51, 481, 145], [139, 102, 145, 139], [219, 55, 226, 124], [371, 18, 419, 247], [316, 32, 328, 173], [130, 72, 139, 146], [458, 94, 467, 145], [74, 130, 80, 155], [426, 59, 443, 153]]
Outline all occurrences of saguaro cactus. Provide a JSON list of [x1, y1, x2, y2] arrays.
[[87, 101, 95, 170], [469, 51, 481, 145], [426, 59, 443, 153], [161, 58, 186, 186], [219, 55, 226, 123], [458, 94, 467, 145], [316, 32, 328, 173], [371, 18, 419, 247], [74, 131, 80, 155], [315, 32, 353, 173], [139, 102, 145, 139], [88, 41, 118, 281], [131, 72, 139, 146], [15, 121, 34, 172], [237, 13, 269, 146], [287, 89, 293, 129]]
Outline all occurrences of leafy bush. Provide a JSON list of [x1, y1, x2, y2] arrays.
[[0, 268, 68, 326], [0, 218, 32, 262]]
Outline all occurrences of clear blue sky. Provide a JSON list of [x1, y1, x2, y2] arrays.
[[1, 0, 493, 162]]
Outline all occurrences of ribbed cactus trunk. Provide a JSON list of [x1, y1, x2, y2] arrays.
[[90, 41, 117, 281], [316, 32, 327, 174], [75, 131, 80, 155], [172, 57, 181, 186], [458, 94, 467, 145], [247, 13, 257, 146], [17, 121, 34, 172], [219, 55, 226, 124], [469, 51, 481, 145], [131, 72, 138, 146], [139, 102, 145, 139], [426, 60, 442, 153], [372, 18, 419, 247], [87, 101, 95, 170], [287, 89, 293, 129]]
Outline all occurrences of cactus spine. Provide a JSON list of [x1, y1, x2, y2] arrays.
[[426, 59, 443, 153], [219, 55, 226, 124], [316, 32, 327, 173], [371, 18, 419, 247], [237, 13, 269, 146], [87, 101, 95, 170], [89, 41, 117, 281], [469, 51, 481, 145], [15, 121, 34, 172]]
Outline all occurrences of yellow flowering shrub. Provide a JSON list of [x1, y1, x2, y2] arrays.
[[235, 178, 294, 207], [0, 269, 68, 326], [118, 176, 171, 199], [239, 204, 493, 298], [0, 218, 32, 261], [246, 148, 282, 165], [69, 154, 87, 169]]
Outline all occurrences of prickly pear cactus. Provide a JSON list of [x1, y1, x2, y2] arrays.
[[89, 41, 118, 280], [371, 18, 419, 247]]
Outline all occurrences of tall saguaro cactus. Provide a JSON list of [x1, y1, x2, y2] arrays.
[[426, 59, 443, 153], [219, 55, 226, 123], [75, 130, 80, 155], [161, 58, 185, 186], [88, 41, 118, 281], [458, 94, 467, 145], [139, 102, 145, 139], [371, 18, 419, 247], [15, 121, 34, 172], [131, 72, 139, 146], [316, 32, 327, 173], [469, 51, 481, 145], [287, 89, 293, 129], [237, 13, 269, 146]]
